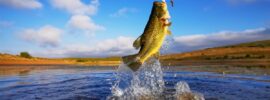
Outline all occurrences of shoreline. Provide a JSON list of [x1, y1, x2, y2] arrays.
[[1, 59, 270, 67]]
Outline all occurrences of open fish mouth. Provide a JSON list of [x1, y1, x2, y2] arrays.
[[160, 2, 171, 25], [161, 17, 171, 25]]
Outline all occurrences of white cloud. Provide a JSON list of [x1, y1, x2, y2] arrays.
[[174, 35, 207, 47], [110, 7, 137, 17], [50, 0, 104, 35], [169, 27, 270, 53], [67, 15, 105, 35], [30, 27, 270, 57], [21, 25, 62, 47], [33, 36, 137, 57], [50, 0, 99, 15], [0, 0, 42, 9]]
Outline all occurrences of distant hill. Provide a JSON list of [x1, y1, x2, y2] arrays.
[[0, 53, 75, 65], [0, 53, 120, 66], [161, 40, 270, 67]]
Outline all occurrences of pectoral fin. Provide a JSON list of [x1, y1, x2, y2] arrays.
[[167, 30, 172, 35], [133, 36, 141, 49]]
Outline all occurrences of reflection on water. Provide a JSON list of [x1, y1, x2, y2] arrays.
[[0, 65, 269, 100], [0, 65, 117, 76], [163, 65, 270, 76]]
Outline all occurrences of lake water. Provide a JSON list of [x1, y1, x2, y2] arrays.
[[0, 65, 269, 100]]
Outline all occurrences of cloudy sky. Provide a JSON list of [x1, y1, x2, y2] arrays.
[[0, 0, 270, 58]]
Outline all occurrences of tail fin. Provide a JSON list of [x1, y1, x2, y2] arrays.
[[122, 55, 142, 71]]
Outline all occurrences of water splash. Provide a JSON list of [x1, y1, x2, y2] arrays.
[[175, 81, 205, 100], [110, 58, 164, 100], [108, 57, 205, 100], [109, 36, 203, 99], [161, 35, 175, 54]]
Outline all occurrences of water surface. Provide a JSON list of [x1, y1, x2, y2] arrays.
[[0, 65, 269, 100]]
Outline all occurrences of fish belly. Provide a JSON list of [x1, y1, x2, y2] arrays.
[[139, 30, 167, 63]]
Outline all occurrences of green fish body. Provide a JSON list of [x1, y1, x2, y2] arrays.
[[122, 1, 172, 71]]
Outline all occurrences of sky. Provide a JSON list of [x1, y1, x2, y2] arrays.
[[0, 0, 270, 58]]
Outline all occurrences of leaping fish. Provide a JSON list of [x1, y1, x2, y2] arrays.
[[122, 1, 172, 71]]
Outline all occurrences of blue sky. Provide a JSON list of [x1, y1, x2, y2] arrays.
[[0, 0, 270, 58]]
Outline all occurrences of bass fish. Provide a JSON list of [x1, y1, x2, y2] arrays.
[[122, 1, 172, 71]]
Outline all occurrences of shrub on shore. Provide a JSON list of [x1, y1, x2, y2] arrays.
[[20, 52, 32, 58], [76, 59, 87, 62]]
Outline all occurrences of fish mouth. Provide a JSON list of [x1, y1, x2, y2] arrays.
[[160, 2, 171, 25], [154, 1, 171, 25], [161, 17, 171, 25]]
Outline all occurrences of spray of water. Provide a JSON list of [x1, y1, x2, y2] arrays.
[[110, 58, 164, 100], [108, 37, 204, 100], [175, 81, 205, 100]]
